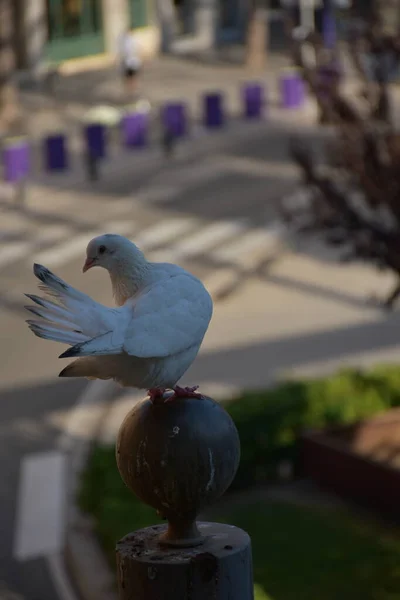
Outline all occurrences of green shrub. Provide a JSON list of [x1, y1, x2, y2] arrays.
[[226, 365, 400, 490], [79, 445, 162, 565]]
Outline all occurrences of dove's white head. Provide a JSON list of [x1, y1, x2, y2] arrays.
[[84, 234, 149, 303], [83, 234, 147, 273]]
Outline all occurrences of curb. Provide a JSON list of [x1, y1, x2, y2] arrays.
[[63, 383, 242, 600], [31, 97, 319, 196], [60, 380, 121, 600]]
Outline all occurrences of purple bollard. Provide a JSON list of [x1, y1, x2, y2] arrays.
[[85, 123, 106, 159], [121, 112, 149, 148], [204, 93, 224, 128], [243, 83, 265, 119], [162, 102, 187, 138], [3, 138, 30, 183], [44, 133, 68, 171], [280, 70, 305, 109], [322, 1, 337, 50]]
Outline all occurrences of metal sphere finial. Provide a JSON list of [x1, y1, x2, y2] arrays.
[[116, 393, 240, 548]]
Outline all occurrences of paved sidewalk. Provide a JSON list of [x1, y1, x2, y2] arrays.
[[18, 52, 292, 142]]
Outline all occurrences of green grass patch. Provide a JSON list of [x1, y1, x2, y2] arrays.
[[79, 445, 163, 565], [227, 365, 400, 489], [215, 500, 400, 600], [79, 445, 400, 600]]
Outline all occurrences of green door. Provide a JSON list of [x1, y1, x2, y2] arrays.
[[129, 0, 148, 28], [46, 0, 105, 62]]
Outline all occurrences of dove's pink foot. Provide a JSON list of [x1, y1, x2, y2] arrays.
[[148, 387, 166, 404], [164, 385, 203, 402]]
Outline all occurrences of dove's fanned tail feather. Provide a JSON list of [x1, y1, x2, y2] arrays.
[[59, 331, 123, 358], [25, 295, 78, 331], [26, 320, 89, 345], [33, 263, 89, 304], [24, 266, 92, 347], [25, 263, 118, 351]]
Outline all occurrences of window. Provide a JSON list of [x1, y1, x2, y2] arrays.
[[46, 0, 102, 41], [220, 0, 240, 28], [129, 0, 148, 28], [46, 0, 104, 61]]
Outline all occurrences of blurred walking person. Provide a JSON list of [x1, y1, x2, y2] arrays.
[[117, 28, 142, 99]]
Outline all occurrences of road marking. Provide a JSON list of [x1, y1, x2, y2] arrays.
[[216, 154, 299, 179], [136, 217, 198, 250], [57, 379, 117, 453], [142, 161, 227, 204], [142, 184, 182, 204], [204, 267, 242, 300], [205, 222, 288, 299], [13, 380, 116, 598], [157, 161, 226, 189], [32, 222, 134, 268], [212, 221, 286, 267], [150, 220, 247, 263], [0, 242, 31, 268], [46, 554, 78, 600], [33, 232, 101, 267], [39, 225, 72, 243], [106, 221, 135, 237], [13, 451, 66, 561], [0, 229, 28, 241], [0, 226, 73, 270]]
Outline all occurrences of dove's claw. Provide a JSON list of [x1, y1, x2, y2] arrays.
[[148, 387, 166, 403], [164, 385, 203, 402]]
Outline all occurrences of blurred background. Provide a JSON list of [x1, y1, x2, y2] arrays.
[[1, 0, 400, 599]]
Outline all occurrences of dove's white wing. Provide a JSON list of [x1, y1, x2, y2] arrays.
[[59, 272, 213, 359], [28, 264, 212, 361], [123, 273, 213, 358]]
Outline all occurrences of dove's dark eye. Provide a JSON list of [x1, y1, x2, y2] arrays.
[[99, 245, 106, 255]]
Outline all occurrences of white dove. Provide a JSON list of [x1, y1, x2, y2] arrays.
[[25, 234, 213, 403]]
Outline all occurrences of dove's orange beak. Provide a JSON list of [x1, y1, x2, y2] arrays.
[[83, 257, 96, 273]]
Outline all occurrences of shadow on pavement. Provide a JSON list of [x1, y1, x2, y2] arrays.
[[188, 309, 399, 389]]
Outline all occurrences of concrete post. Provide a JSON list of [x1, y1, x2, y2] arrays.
[[20, 0, 47, 72], [0, 0, 19, 134], [154, 0, 176, 53], [193, 0, 218, 49], [101, 0, 129, 56], [245, 6, 268, 72]]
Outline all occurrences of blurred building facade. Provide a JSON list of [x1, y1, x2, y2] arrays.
[[166, 0, 285, 52], [13, 0, 160, 71], [7, 0, 388, 75]]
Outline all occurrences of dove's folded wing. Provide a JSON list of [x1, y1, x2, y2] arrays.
[[59, 273, 212, 359], [122, 273, 213, 358]]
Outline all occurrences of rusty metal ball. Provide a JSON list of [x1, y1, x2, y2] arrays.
[[116, 394, 240, 546]]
